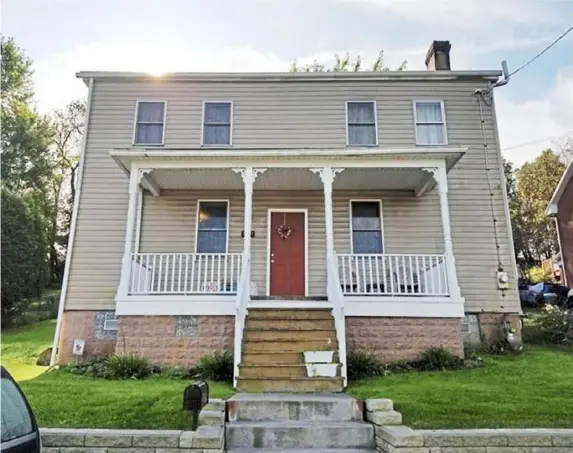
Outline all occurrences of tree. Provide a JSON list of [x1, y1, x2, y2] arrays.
[[49, 99, 86, 280], [554, 136, 573, 165], [291, 50, 407, 72], [509, 150, 565, 270], [1, 188, 49, 327]]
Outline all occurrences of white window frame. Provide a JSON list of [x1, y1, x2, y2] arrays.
[[349, 199, 385, 254], [201, 101, 233, 146], [194, 199, 230, 254], [412, 99, 448, 146], [345, 100, 379, 147], [132, 100, 167, 146]]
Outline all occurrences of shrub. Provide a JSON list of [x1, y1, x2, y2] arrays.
[[347, 351, 386, 381], [162, 366, 197, 380], [523, 306, 573, 345], [195, 350, 233, 382], [65, 356, 111, 378], [417, 346, 463, 371], [106, 354, 153, 380]]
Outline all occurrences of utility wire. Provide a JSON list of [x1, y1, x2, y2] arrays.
[[502, 131, 573, 151], [508, 25, 573, 78]]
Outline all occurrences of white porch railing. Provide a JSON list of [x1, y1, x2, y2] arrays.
[[128, 253, 243, 295], [327, 253, 347, 387], [336, 253, 449, 296], [233, 254, 250, 387]]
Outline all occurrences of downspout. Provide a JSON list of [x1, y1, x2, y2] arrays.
[[50, 77, 94, 366]]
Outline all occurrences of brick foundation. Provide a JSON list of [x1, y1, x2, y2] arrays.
[[115, 315, 234, 366], [477, 312, 522, 345], [345, 317, 464, 361], [57, 311, 116, 364]]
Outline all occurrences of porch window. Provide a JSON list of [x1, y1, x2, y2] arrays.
[[133, 101, 166, 145], [196, 201, 229, 253], [346, 101, 377, 146], [202, 102, 232, 146], [350, 201, 383, 254], [414, 100, 447, 145]]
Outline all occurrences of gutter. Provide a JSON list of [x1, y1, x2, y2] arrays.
[[50, 77, 94, 367]]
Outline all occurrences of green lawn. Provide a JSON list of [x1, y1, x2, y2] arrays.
[[348, 346, 573, 429], [1, 319, 55, 380]]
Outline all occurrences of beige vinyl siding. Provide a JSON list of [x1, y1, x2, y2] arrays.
[[64, 77, 519, 313]]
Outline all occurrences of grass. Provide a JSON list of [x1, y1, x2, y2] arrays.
[[2, 318, 234, 428], [1, 319, 55, 380], [348, 346, 573, 429]]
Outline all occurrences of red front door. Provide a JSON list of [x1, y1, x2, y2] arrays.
[[269, 212, 305, 296]]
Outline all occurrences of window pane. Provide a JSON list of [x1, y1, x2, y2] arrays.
[[348, 125, 376, 145], [198, 202, 228, 230], [135, 124, 163, 144], [417, 124, 445, 145], [416, 102, 442, 122], [1, 378, 34, 443], [203, 125, 231, 145], [352, 202, 381, 230], [353, 231, 383, 254], [348, 102, 375, 123], [137, 102, 165, 122], [197, 231, 226, 253], [205, 103, 231, 123]]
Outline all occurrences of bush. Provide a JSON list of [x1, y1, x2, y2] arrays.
[[162, 366, 197, 380], [106, 354, 153, 379], [347, 351, 386, 381], [65, 356, 112, 378], [195, 350, 233, 382], [523, 306, 573, 345], [417, 346, 463, 371]]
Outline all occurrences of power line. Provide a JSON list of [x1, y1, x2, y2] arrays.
[[508, 25, 573, 78], [502, 131, 573, 151]]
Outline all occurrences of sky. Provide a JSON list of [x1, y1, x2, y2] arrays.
[[2, 0, 572, 166]]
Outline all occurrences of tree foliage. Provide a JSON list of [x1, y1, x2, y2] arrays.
[[506, 150, 566, 271], [1, 188, 50, 327], [291, 50, 407, 72]]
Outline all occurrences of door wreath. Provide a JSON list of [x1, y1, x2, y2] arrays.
[[277, 213, 293, 239]]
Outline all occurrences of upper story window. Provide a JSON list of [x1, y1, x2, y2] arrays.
[[350, 200, 384, 254], [202, 102, 232, 146], [346, 101, 378, 146], [133, 101, 166, 145], [413, 100, 447, 145], [196, 201, 229, 253]]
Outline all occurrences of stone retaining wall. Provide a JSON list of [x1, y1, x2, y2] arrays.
[[376, 425, 573, 453], [40, 428, 224, 453]]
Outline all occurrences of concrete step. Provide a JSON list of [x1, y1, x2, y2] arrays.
[[250, 296, 328, 301], [237, 377, 343, 393], [227, 393, 364, 422], [240, 364, 340, 379], [246, 319, 335, 330], [243, 338, 337, 353], [226, 420, 375, 449], [247, 308, 332, 320], [244, 328, 336, 341]]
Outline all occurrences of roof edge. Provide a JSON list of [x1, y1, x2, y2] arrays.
[[546, 160, 573, 216], [76, 70, 502, 83]]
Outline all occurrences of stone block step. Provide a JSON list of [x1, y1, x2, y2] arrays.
[[244, 328, 336, 341], [227, 393, 364, 422], [237, 377, 343, 393], [229, 449, 374, 453], [242, 352, 304, 365], [246, 319, 334, 330], [243, 338, 337, 353], [247, 308, 333, 320], [239, 364, 340, 379], [226, 420, 375, 449]]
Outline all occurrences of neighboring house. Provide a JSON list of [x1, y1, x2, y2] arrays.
[[546, 160, 573, 287], [51, 41, 521, 390]]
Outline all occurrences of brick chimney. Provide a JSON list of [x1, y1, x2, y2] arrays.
[[425, 40, 451, 71]]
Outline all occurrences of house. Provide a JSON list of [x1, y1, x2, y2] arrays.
[[51, 41, 522, 391], [546, 160, 573, 287]]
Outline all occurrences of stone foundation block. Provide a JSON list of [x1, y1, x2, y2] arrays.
[[463, 433, 508, 447], [485, 447, 534, 453], [59, 448, 106, 453], [421, 430, 465, 447], [41, 429, 87, 447], [376, 426, 424, 447], [552, 433, 573, 446], [429, 448, 486, 453], [368, 410, 403, 426], [179, 426, 223, 450], [84, 431, 131, 447], [132, 431, 182, 447]]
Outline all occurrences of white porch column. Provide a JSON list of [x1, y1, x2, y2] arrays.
[[118, 168, 147, 297], [310, 167, 344, 258], [426, 165, 462, 300]]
